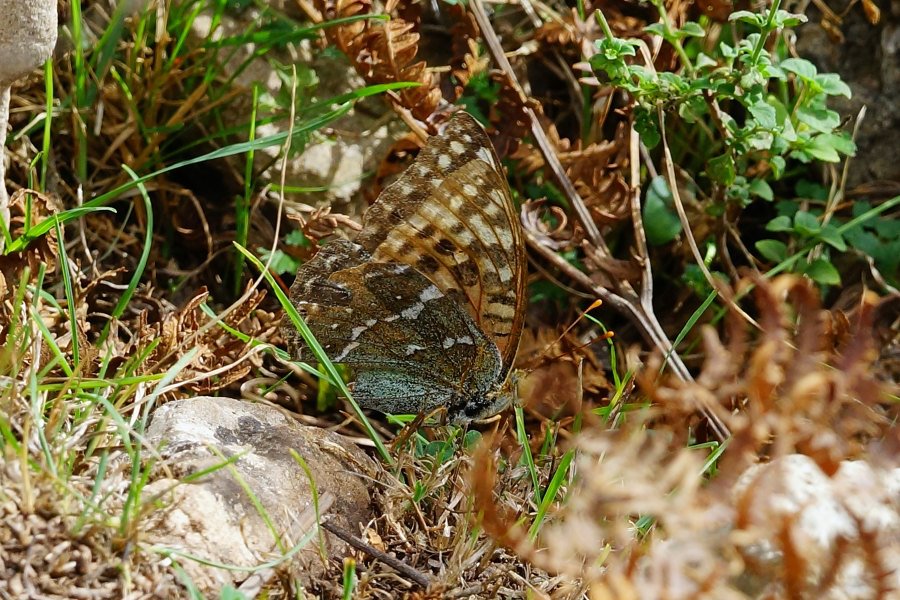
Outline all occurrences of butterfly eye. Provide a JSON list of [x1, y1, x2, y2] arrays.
[[464, 402, 481, 417]]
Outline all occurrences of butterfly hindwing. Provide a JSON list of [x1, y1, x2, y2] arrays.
[[355, 113, 526, 377]]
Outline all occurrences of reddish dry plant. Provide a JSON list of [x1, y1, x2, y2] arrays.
[[305, 0, 632, 225], [472, 275, 898, 598], [641, 275, 894, 474], [308, 0, 443, 121]]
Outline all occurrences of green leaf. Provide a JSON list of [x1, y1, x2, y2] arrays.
[[634, 107, 661, 149], [719, 42, 737, 59], [796, 179, 829, 200], [219, 586, 249, 600], [824, 132, 856, 156], [696, 53, 717, 69], [706, 153, 736, 185], [805, 134, 842, 162], [818, 224, 847, 251], [729, 10, 766, 27], [284, 228, 309, 247], [644, 23, 666, 37], [749, 178, 774, 201], [644, 176, 682, 245], [766, 215, 793, 232], [680, 21, 705, 37], [770, 155, 787, 178], [677, 95, 707, 123], [815, 73, 852, 98], [804, 258, 841, 285], [771, 10, 808, 27], [257, 248, 302, 275], [756, 239, 788, 262], [797, 105, 841, 133], [748, 100, 777, 129], [780, 58, 817, 80], [793, 210, 822, 235]]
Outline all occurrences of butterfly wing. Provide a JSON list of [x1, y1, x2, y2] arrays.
[[354, 113, 526, 378], [282, 239, 504, 415]]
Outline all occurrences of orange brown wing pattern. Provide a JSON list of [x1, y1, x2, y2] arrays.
[[354, 113, 526, 377]]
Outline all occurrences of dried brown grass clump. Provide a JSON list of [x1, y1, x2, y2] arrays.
[[472, 276, 898, 598], [0, 450, 181, 599], [319, 435, 577, 598], [0, 189, 59, 306], [127, 287, 277, 395]]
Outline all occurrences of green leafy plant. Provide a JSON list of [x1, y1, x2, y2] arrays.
[[591, 0, 854, 207], [587, 0, 872, 289]]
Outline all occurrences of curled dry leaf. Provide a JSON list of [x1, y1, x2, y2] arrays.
[[0, 189, 60, 302], [131, 287, 271, 395]]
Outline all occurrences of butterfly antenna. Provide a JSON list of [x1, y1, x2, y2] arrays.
[[391, 411, 428, 451], [528, 299, 613, 367]]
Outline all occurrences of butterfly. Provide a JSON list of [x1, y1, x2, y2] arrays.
[[281, 112, 526, 424]]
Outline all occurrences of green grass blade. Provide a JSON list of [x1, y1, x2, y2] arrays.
[[514, 405, 542, 505], [528, 448, 575, 539], [234, 243, 392, 464], [99, 165, 153, 344]]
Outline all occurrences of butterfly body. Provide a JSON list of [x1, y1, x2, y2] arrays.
[[282, 113, 525, 423]]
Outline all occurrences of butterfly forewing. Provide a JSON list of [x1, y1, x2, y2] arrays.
[[283, 240, 504, 415], [355, 113, 526, 375]]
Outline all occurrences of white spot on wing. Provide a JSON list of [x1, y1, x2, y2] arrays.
[[476, 146, 497, 168], [486, 302, 517, 319], [438, 154, 451, 170], [442, 335, 475, 349], [450, 140, 465, 154], [404, 344, 426, 356], [419, 285, 442, 303], [334, 341, 359, 362], [401, 302, 425, 319], [468, 213, 491, 241]]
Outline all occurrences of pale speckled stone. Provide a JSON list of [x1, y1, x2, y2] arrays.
[[143, 396, 378, 594], [734, 454, 900, 599]]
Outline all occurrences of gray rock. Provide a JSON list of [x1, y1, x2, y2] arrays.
[[795, 0, 900, 188], [143, 396, 378, 594]]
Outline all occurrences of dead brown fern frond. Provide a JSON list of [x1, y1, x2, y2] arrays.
[[510, 117, 630, 224], [311, 0, 443, 120], [130, 286, 272, 396], [473, 274, 898, 598], [640, 275, 893, 476]]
